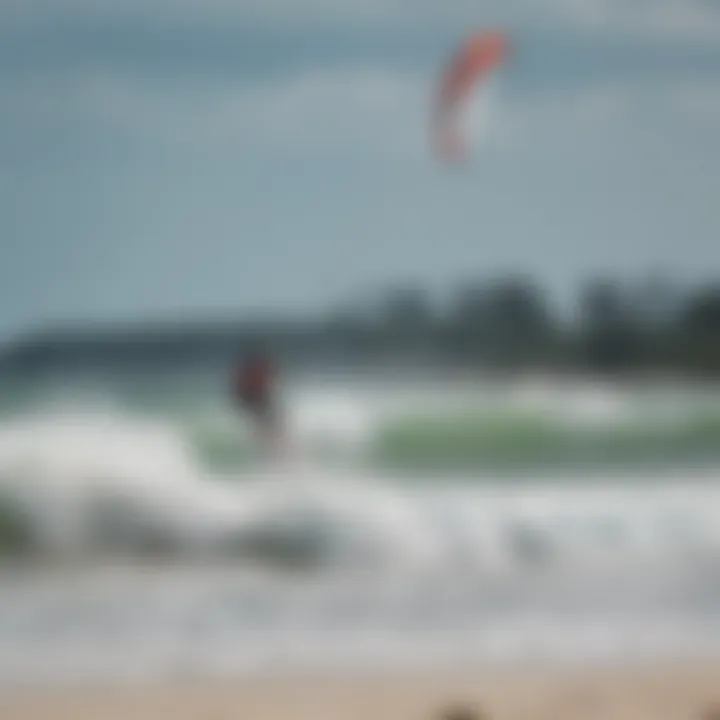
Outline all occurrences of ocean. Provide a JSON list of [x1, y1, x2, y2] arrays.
[[0, 365, 719, 687]]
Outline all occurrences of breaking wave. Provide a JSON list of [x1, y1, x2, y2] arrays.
[[0, 376, 718, 571], [1, 376, 720, 683]]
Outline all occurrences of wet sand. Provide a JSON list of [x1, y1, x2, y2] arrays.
[[2, 664, 720, 720]]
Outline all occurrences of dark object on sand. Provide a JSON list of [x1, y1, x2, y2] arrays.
[[440, 705, 484, 720]]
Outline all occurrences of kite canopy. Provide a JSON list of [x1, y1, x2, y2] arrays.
[[433, 31, 510, 163]]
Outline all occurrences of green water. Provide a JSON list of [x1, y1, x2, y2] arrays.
[[2, 369, 720, 474], [369, 410, 720, 471]]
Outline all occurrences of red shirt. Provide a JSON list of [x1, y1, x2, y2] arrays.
[[234, 358, 273, 401]]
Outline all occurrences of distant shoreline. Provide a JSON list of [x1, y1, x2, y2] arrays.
[[2, 274, 720, 378]]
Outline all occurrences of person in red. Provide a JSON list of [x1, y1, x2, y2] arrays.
[[231, 348, 283, 455]]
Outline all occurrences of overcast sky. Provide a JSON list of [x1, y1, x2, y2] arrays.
[[1, 0, 719, 341]]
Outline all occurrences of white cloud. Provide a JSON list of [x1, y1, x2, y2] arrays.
[[501, 78, 720, 143], [482, 76, 720, 184], [94, 69, 431, 160], [1, 66, 432, 162], [4, 62, 720, 166]]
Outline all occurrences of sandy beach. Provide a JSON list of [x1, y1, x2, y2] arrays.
[[2, 664, 719, 720]]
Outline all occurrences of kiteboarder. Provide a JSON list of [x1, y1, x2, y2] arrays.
[[231, 349, 284, 457]]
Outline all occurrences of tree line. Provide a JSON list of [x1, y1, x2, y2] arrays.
[[1, 275, 719, 377], [321, 275, 720, 376]]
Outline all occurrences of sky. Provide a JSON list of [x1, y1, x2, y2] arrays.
[[1, 0, 720, 341]]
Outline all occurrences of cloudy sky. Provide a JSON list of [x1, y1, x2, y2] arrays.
[[2, 0, 719, 340]]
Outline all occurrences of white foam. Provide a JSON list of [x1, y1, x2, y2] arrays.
[[0, 381, 719, 685], [0, 379, 717, 575]]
